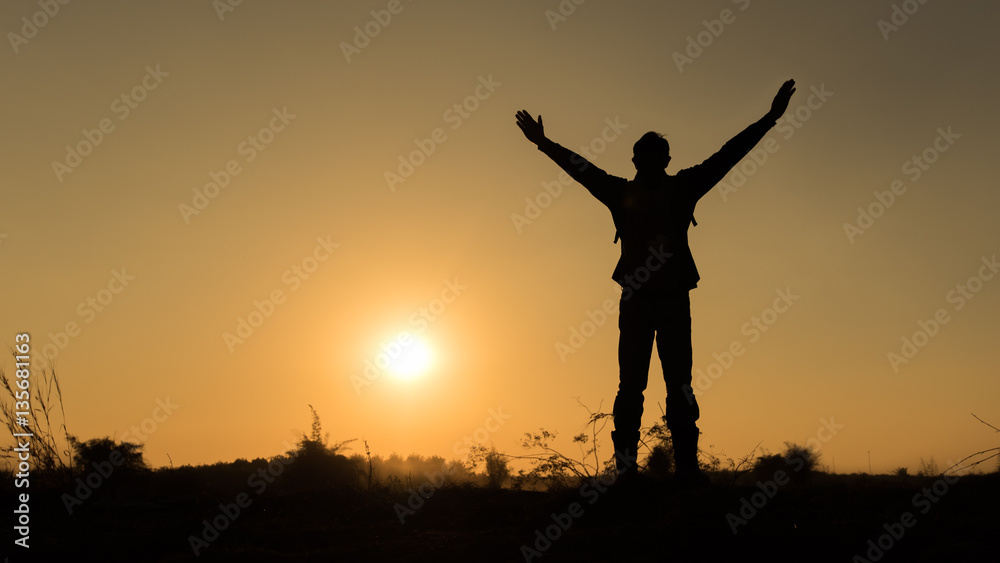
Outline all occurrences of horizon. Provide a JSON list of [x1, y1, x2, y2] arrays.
[[2, 0, 999, 477]]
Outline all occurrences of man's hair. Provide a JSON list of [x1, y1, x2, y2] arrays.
[[633, 131, 670, 160]]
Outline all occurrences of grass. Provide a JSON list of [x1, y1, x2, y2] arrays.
[[4, 466, 997, 562], [1, 356, 73, 484]]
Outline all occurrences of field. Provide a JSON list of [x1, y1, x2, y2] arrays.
[[4, 375, 997, 561], [7, 468, 998, 562]]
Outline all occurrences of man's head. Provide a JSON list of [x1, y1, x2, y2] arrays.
[[632, 131, 670, 172]]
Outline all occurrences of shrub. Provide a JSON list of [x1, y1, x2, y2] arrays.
[[783, 443, 819, 476], [917, 457, 939, 477], [753, 442, 819, 484], [641, 418, 677, 480], [645, 442, 675, 479], [484, 448, 510, 489], [281, 405, 357, 490], [68, 435, 148, 475]]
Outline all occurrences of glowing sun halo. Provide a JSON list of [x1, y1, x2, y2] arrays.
[[388, 338, 434, 379]]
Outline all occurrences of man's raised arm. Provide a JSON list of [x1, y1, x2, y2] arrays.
[[684, 80, 796, 200], [515, 110, 623, 207]]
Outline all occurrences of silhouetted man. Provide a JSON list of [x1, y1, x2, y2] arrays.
[[516, 79, 796, 484]]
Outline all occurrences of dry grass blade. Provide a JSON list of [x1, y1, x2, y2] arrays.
[[942, 413, 1000, 474], [0, 352, 71, 474]]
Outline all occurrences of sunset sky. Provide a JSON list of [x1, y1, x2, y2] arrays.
[[2, 0, 998, 475]]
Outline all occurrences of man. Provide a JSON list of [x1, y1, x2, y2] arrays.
[[515, 79, 796, 484]]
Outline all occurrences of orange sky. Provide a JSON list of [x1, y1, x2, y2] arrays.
[[2, 0, 998, 475]]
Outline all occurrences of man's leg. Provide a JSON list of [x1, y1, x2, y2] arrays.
[[613, 291, 655, 479], [654, 290, 703, 479]]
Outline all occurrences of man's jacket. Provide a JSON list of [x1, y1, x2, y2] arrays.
[[537, 115, 776, 292]]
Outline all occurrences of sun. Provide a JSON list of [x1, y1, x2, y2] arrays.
[[387, 337, 434, 380]]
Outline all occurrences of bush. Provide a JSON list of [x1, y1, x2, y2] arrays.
[[783, 443, 819, 476], [68, 435, 148, 475], [645, 442, 675, 479], [917, 457, 939, 477], [753, 442, 819, 484], [752, 453, 787, 480], [484, 448, 510, 489], [64, 435, 151, 499], [281, 406, 357, 490]]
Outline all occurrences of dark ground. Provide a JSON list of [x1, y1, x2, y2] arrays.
[[6, 473, 999, 562]]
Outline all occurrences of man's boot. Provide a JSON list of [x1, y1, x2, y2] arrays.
[[671, 426, 709, 487], [611, 430, 639, 484]]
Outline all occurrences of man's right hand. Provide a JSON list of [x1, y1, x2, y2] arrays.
[[767, 80, 796, 121], [516, 110, 547, 146]]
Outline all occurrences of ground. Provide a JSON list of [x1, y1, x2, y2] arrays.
[[7, 472, 998, 562]]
